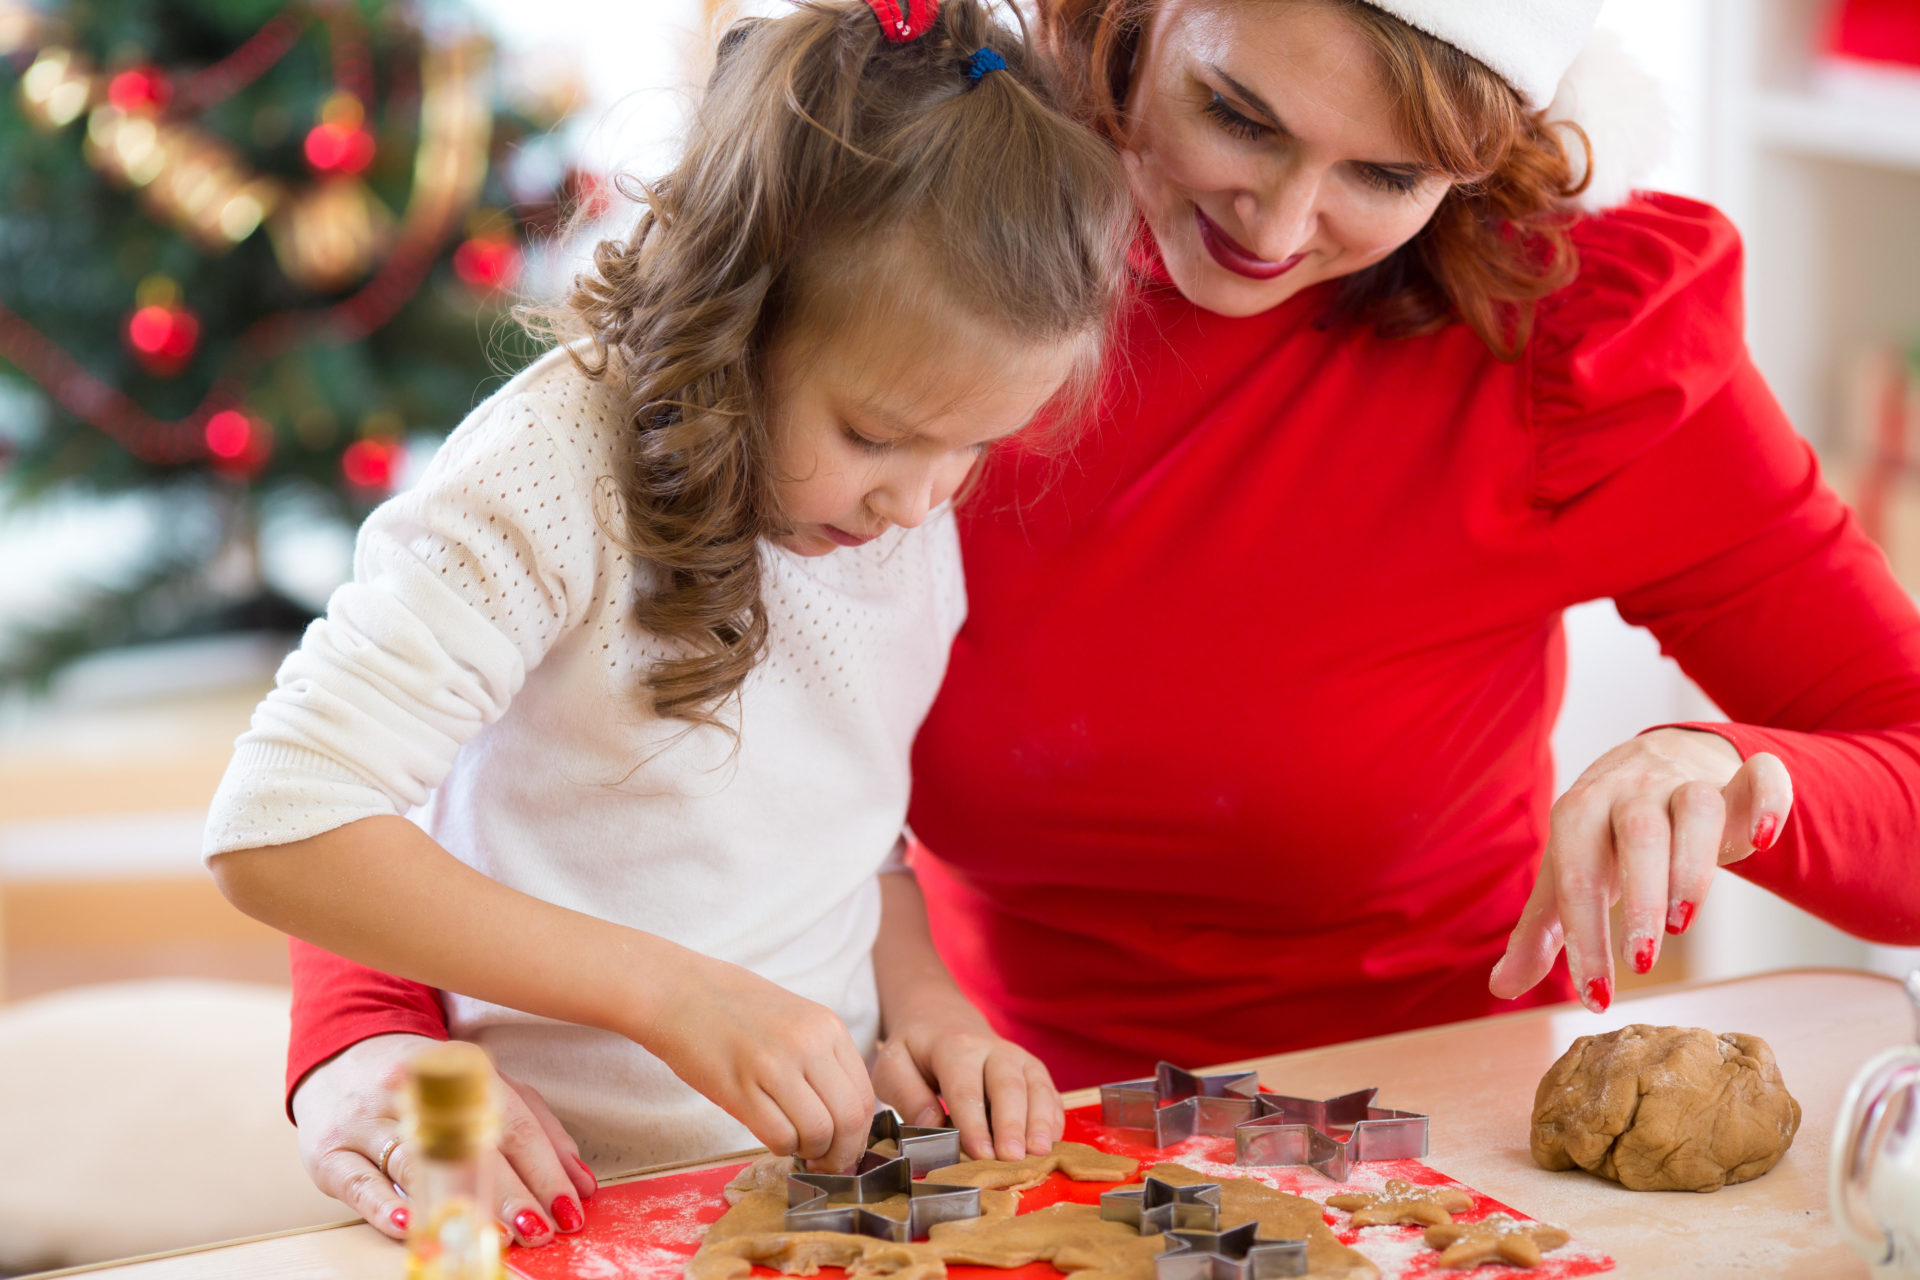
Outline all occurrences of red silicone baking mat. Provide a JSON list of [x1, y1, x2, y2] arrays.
[[505, 1102, 1615, 1279]]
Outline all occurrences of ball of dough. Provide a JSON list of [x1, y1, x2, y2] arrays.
[[1530, 1023, 1800, 1192]]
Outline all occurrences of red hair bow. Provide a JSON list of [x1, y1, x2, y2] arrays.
[[865, 0, 938, 42]]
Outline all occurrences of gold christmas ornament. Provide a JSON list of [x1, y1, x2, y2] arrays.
[[269, 177, 394, 291]]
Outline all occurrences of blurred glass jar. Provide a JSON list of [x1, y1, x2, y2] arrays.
[[1833, 970, 1920, 1279]]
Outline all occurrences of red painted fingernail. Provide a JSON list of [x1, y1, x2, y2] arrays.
[[1752, 814, 1779, 851], [1631, 938, 1655, 974], [1585, 977, 1612, 1012], [1666, 900, 1696, 935], [514, 1209, 552, 1243], [552, 1195, 584, 1233], [571, 1153, 599, 1196], [390, 1205, 410, 1231]]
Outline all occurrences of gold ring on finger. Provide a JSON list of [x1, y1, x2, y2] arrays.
[[376, 1135, 404, 1181]]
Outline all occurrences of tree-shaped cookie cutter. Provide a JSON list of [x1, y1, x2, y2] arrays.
[[1099, 1175, 1222, 1234], [1158, 1222, 1309, 1280], [784, 1111, 981, 1242], [1099, 1061, 1428, 1182]]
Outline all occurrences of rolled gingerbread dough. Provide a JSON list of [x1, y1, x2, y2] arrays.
[[685, 1144, 1378, 1280]]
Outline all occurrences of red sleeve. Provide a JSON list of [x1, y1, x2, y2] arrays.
[[286, 937, 449, 1122], [1535, 194, 1920, 944]]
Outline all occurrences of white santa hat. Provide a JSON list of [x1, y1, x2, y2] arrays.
[[1365, 2, 1671, 210]]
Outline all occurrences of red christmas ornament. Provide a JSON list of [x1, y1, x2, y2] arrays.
[[452, 235, 522, 292], [204, 409, 273, 475], [568, 169, 612, 221], [124, 302, 200, 375], [303, 121, 377, 174], [341, 435, 403, 490], [106, 66, 173, 114]]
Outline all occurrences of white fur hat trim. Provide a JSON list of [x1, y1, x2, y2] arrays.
[[1364, 0, 1605, 108], [1544, 28, 1672, 210]]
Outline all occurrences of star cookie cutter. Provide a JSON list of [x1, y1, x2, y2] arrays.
[[1234, 1087, 1427, 1182], [1099, 1175, 1222, 1234], [1100, 1062, 1262, 1147], [783, 1114, 982, 1242], [1156, 1222, 1308, 1280], [1098, 1062, 1428, 1182], [866, 1108, 963, 1176]]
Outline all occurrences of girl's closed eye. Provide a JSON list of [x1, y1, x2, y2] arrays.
[[843, 424, 895, 454]]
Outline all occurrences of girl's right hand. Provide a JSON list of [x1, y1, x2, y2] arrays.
[[645, 954, 877, 1173], [292, 1033, 596, 1247]]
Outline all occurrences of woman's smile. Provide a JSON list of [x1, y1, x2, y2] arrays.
[[1194, 206, 1306, 280]]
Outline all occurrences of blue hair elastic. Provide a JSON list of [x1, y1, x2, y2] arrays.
[[965, 46, 1008, 85]]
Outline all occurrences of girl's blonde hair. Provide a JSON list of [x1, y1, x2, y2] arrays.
[[541, 0, 1131, 730]]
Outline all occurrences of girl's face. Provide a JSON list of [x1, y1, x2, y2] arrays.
[[1122, 0, 1454, 318], [764, 323, 1080, 557]]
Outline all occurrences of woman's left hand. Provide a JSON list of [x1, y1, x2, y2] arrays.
[[868, 992, 1063, 1163], [1489, 727, 1793, 1012]]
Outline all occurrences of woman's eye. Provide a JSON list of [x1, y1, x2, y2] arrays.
[[1202, 93, 1266, 142], [1355, 164, 1422, 196]]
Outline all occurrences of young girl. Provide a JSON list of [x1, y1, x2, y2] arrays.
[[205, 0, 1131, 1243]]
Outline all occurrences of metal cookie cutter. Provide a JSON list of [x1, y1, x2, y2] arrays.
[[1233, 1087, 1427, 1183], [867, 1108, 963, 1176], [784, 1140, 982, 1242], [1156, 1223, 1308, 1280], [1099, 1175, 1222, 1235], [1100, 1062, 1262, 1147], [1099, 1061, 1428, 1182]]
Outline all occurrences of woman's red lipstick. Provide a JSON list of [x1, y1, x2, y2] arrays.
[[1195, 207, 1304, 281]]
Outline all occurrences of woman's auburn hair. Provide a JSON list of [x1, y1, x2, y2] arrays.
[[534, 0, 1132, 732], [1040, 0, 1593, 359]]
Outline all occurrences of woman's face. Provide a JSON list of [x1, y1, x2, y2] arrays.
[[1123, 0, 1455, 317]]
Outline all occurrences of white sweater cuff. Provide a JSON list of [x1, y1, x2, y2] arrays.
[[203, 739, 407, 859]]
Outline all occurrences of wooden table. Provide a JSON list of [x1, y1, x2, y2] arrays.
[[49, 968, 1910, 1279]]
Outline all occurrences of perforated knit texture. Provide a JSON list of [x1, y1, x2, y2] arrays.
[[203, 347, 965, 1168]]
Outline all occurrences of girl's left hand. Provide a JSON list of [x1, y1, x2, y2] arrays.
[[868, 994, 1063, 1163], [1489, 727, 1793, 1012]]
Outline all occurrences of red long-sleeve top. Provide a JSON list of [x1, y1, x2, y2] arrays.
[[284, 196, 1920, 1110]]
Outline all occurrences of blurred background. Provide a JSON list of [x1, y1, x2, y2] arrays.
[[0, 0, 1916, 1271]]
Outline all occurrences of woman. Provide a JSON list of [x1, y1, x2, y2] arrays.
[[282, 0, 1920, 1244]]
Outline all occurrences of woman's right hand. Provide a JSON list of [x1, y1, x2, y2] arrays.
[[644, 953, 876, 1174], [291, 1033, 597, 1246]]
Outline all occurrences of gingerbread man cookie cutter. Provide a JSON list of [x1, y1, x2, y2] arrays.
[[1099, 1062, 1428, 1182], [783, 1111, 982, 1241], [1157, 1221, 1309, 1280]]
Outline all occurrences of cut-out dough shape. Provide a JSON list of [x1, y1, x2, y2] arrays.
[[1324, 1179, 1473, 1227], [1421, 1214, 1570, 1269]]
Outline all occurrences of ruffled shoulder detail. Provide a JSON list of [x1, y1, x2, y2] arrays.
[[1530, 193, 1748, 506]]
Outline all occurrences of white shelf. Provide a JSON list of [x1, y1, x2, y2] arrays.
[[1753, 89, 1920, 172]]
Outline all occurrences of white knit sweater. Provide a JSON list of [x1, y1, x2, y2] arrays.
[[203, 348, 967, 1168]]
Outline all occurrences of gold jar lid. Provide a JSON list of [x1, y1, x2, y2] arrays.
[[406, 1042, 498, 1161]]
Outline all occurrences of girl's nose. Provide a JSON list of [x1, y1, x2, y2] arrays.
[[871, 475, 935, 530]]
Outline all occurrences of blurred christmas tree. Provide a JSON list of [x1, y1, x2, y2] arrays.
[[0, 0, 597, 691]]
